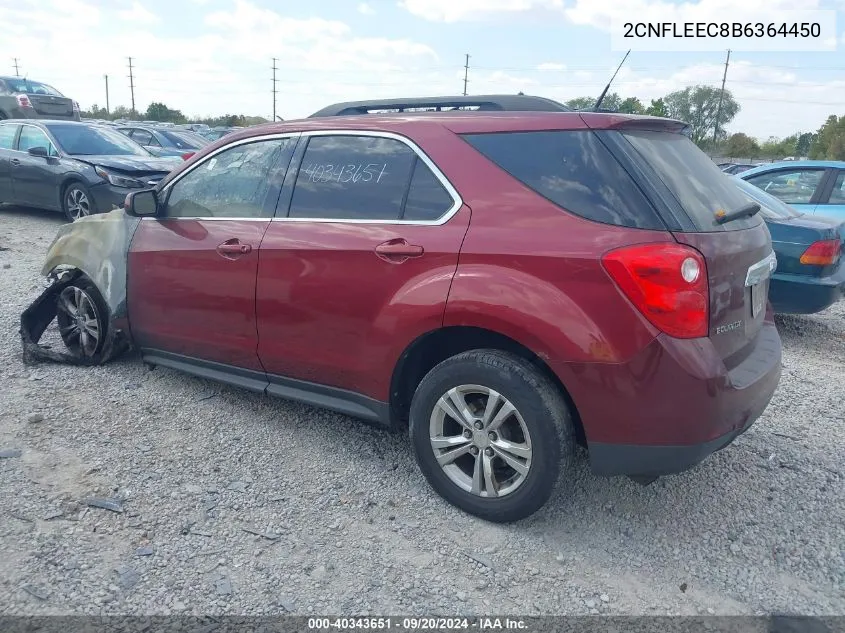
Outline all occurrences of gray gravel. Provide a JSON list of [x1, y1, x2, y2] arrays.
[[1, 205, 843, 616]]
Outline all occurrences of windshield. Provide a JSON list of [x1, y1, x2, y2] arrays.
[[161, 130, 208, 149], [623, 131, 762, 231], [46, 124, 151, 156], [733, 176, 801, 220], [7, 78, 64, 96]]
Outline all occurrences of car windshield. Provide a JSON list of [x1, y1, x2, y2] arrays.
[[623, 130, 763, 231], [46, 124, 151, 156], [733, 176, 801, 219], [6, 78, 64, 96], [160, 130, 208, 149]]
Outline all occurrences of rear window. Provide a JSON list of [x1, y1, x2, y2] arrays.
[[461, 131, 665, 230], [623, 131, 763, 232], [6, 78, 63, 96]]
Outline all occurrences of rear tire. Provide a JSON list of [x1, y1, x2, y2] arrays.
[[62, 182, 95, 222], [409, 350, 574, 523], [55, 277, 109, 363]]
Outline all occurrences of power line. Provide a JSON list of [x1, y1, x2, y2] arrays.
[[272, 57, 278, 121], [128, 57, 136, 118], [463, 54, 470, 96], [713, 49, 731, 144], [12, 57, 20, 77]]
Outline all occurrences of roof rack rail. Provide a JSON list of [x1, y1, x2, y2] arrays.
[[308, 94, 573, 118]]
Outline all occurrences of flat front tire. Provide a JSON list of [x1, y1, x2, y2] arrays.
[[409, 350, 574, 523]]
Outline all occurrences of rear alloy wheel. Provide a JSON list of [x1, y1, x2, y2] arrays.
[[410, 350, 574, 523], [55, 280, 107, 361], [63, 183, 93, 222]]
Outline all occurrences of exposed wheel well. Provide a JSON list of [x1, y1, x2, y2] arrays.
[[389, 326, 585, 445]]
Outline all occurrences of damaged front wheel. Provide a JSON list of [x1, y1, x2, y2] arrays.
[[55, 280, 108, 362]]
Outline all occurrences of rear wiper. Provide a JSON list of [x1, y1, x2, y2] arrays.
[[715, 202, 760, 225]]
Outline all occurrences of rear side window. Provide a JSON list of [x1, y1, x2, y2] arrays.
[[289, 135, 416, 221], [462, 130, 664, 230], [402, 158, 455, 221], [744, 168, 824, 205], [623, 131, 763, 231]]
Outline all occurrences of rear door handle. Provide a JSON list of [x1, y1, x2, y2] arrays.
[[216, 238, 252, 259], [374, 239, 424, 263], [10, 158, 20, 167]]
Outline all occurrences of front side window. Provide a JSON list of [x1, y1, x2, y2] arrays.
[[744, 169, 824, 205], [0, 124, 18, 150], [288, 135, 416, 221], [17, 126, 57, 156], [165, 138, 296, 218]]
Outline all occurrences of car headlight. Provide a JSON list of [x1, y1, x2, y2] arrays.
[[94, 166, 145, 189]]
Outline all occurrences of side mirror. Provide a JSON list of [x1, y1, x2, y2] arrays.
[[124, 189, 159, 217], [28, 146, 49, 158]]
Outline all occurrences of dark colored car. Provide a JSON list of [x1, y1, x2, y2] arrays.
[[116, 125, 209, 159], [720, 163, 756, 175], [733, 177, 844, 314], [0, 76, 80, 122], [0, 120, 181, 221], [22, 95, 781, 522]]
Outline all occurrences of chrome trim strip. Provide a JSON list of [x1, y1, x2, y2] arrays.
[[745, 251, 777, 287], [158, 129, 463, 227]]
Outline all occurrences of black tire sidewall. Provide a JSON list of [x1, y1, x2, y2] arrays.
[[409, 352, 567, 522], [62, 182, 95, 222]]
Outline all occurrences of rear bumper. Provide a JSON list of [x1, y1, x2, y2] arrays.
[[551, 318, 782, 477], [770, 267, 845, 314]]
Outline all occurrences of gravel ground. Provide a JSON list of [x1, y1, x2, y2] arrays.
[[0, 205, 843, 617]]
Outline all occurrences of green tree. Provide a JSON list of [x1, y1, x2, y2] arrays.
[[796, 132, 815, 157], [645, 98, 668, 117], [663, 85, 740, 146], [564, 96, 595, 110], [725, 132, 759, 157], [618, 97, 644, 114], [111, 105, 132, 120], [144, 102, 187, 123], [809, 115, 845, 160]]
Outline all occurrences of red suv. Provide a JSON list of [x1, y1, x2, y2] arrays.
[[25, 95, 781, 522]]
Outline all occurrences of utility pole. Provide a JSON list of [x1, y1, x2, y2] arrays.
[[713, 49, 731, 145], [104, 75, 110, 114], [12, 58, 20, 77], [462, 54, 470, 96], [127, 57, 136, 119], [272, 58, 278, 121]]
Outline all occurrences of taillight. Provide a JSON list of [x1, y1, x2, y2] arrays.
[[181, 152, 195, 160], [16, 94, 32, 108], [602, 243, 709, 339], [799, 239, 841, 266]]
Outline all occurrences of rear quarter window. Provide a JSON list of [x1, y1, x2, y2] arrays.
[[623, 130, 763, 232], [461, 130, 665, 230]]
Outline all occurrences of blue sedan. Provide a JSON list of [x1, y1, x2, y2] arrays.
[[739, 160, 845, 222], [734, 177, 844, 314]]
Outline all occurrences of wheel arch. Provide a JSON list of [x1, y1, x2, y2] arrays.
[[389, 325, 586, 445]]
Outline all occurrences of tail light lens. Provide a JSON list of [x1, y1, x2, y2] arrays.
[[181, 152, 195, 160], [799, 239, 841, 266], [602, 243, 709, 339], [16, 94, 32, 108]]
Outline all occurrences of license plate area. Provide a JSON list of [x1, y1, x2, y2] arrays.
[[745, 252, 777, 319], [751, 282, 765, 318]]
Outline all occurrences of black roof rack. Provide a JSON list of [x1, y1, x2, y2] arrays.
[[308, 94, 573, 118]]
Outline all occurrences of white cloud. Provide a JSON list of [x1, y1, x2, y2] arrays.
[[118, 1, 159, 25], [357, 2, 376, 14], [537, 62, 566, 71], [399, 0, 563, 22]]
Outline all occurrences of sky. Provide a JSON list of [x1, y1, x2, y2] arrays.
[[1, 0, 844, 140]]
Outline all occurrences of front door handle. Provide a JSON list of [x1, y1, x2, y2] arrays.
[[216, 238, 252, 259], [374, 238, 424, 263], [10, 158, 20, 167]]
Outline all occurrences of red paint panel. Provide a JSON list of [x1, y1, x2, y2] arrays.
[[127, 218, 269, 370], [256, 207, 470, 400]]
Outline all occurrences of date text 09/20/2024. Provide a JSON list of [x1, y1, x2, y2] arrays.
[[307, 617, 528, 630]]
